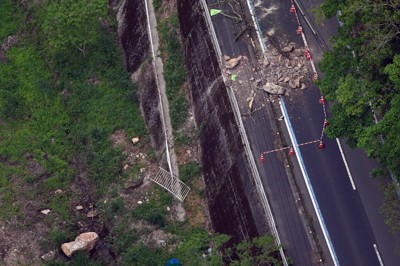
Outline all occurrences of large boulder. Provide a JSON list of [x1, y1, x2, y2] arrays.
[[282, 43, 294, 53], [61, 232, 99, 257], [225, 56, 242, 69], [263, 82, 286, 95]]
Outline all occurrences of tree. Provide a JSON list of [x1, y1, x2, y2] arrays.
[[318, 0, 400, 178]]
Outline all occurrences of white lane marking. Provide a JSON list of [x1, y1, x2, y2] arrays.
[[373, 244, 385, 266], [280, 99, 340, 266], [248, 0, 339, 264], [335, 138, 356, 190]]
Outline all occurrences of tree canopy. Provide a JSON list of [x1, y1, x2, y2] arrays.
[[319, 0, 400, 177]]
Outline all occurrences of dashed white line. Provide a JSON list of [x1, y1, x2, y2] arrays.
[[335, 138, 356, 190]]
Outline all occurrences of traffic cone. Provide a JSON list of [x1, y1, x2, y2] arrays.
[[318, 140, 325, 149], [290, 4, 295, 13], [319, 96, 325, 104], [260, 154, 265, 163], [304, 50, 311, 60], [297, 26, 302, 34], [289, 147, 295, 156], [324, 119, 329, 127]]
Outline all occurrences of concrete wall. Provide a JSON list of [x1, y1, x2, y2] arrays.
[[113, 0, 165, 152], [177, 0, 268, 242], [114, 0, 268, 243]]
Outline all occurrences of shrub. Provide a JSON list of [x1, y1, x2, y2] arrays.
[[179, 161, 202, 182]]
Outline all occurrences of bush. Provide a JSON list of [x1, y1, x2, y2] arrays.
[[132, 201, 167, 228], [121, 243, 167, 266], [111, 228, 138, 254], [131, 190, 172, 227], [179, 161, 202, 182], [48, 228, 73, 248]]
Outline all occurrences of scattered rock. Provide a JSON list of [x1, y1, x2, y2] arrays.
[[253, 79, 262, 87], [263, 57, 270, 67], [77, 221, 85, 228], [54, 189, 63, 194], [41, 209, 51, 215], [86, 210, 97, 218], [300, 83, 307, 90], [225, 56, 242, 69], [41, 250, 56, 261], [156, 239, 166, 247], [76, 205, 84, 211], [224, 55, 231, 61], [282, 43, 294, 53], [247, 96, 255, 111], [289, 79, 297, 89], [294, 77, 302, 88], [263, 82, 286, 95], [88, 76, 100, 85], [166, 206, 170, 212], [61, 232, 99, 257], [283, 77, 290, 83], [131, 137, 140, 144], [293, 48, 303, 57], [285, 59, 293, 69], [123, 164, 129, 170], [137, 201, 143, 205]]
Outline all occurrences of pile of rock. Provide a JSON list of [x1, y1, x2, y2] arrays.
[[259, 43, 309, 95]]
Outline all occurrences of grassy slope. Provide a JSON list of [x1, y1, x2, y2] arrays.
[[0, 0, 222, 265]]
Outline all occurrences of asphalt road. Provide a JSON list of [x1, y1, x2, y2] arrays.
[[294, 0, 400, 265], [206, 0, 318, 265], [203, 0, 399, 265], [255, 0, 399, 265]]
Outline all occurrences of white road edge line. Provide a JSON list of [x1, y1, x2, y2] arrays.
[[280, 99, 340, 266], [373, 244, 385, 266], [245, 0, 339, 264], [335, 138, 356, 190]]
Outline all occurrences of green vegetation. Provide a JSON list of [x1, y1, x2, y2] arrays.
[[0, 1, 280, 265], [223, 235, 282, 266], [179, 161, 202, 183], [131, 191, 172, 228], [0, 0, 145, 221], [318, 1, 400, 177], [158, 13, 188, 130], [318, 0, 400, 233]]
